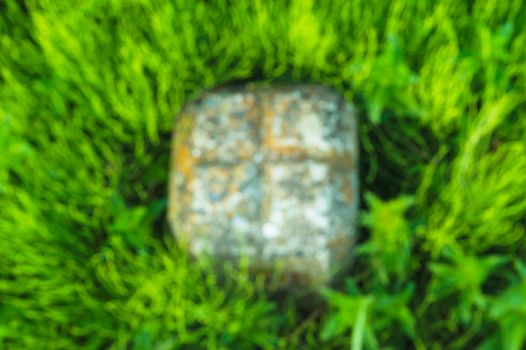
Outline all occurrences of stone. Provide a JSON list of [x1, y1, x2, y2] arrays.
[[168, 84, 359, 289]]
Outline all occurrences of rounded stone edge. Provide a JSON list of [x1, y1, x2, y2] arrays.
[[168, 83, 360, 290]]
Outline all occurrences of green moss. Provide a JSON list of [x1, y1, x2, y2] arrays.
[[1, 0, 526, 348]]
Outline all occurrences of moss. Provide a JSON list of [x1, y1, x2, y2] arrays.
[[1, 0, 526, 348]]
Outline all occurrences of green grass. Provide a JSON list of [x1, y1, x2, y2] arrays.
[[1, 0, 526, 349]]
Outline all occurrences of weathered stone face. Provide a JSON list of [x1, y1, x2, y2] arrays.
[[168, 84, 359, 288]]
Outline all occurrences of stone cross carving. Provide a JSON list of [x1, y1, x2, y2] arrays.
[[168, 84, 359, 288]]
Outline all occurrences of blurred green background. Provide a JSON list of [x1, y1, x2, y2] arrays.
[[1, 0, 526, 349]]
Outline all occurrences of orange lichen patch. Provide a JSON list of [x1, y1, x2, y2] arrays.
[[262, 102, 276, 147], [172, 113, 195, 168], [168, 147, 193, 236], [173, 144, 194, 180], [169, 115, 196, 232]]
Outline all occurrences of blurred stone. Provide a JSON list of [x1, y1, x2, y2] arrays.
[[168, 84, 359, 289]]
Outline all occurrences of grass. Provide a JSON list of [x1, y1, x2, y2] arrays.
[[1, 0, 526, 348]]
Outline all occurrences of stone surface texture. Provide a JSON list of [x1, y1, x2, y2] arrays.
[[168, 84, 359, 288]]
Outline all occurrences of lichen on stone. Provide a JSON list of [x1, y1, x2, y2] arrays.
[[169, 84, 359, 288]]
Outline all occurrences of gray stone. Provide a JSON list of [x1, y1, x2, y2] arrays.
[[168, 84, 359, 288]]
